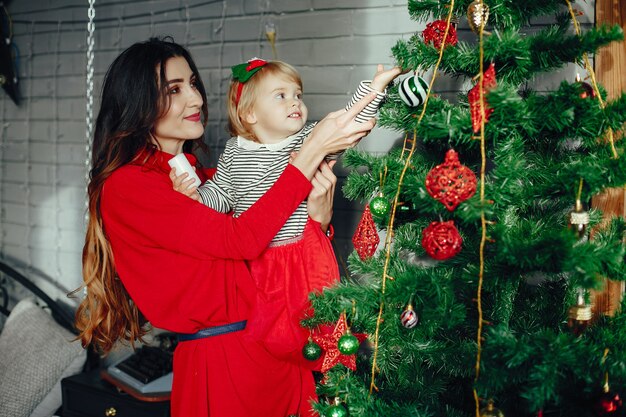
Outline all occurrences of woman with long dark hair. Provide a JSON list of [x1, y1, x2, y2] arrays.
[[75, 38, 376, 417]]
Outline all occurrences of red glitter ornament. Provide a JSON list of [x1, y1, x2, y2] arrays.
[[425, 149, 477, 211], [468, 62, 497, 133], [421, 220, 463, 260], [352, 205, 380, 260], [423, 19, 458, 49], [312, 313, 367, 373]]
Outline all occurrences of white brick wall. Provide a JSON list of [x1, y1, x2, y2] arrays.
[[0, 0, 594, 301]]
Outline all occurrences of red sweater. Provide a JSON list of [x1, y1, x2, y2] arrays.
[[101, 150, 311, 334]]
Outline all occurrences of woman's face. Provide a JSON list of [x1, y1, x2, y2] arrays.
[[152, 56, 204, 154]]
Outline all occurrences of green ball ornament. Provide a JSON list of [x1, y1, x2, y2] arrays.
[[326, 402, 348, 417], [337, 332, 360, 355], [302, 340, 322, 361], [369, 196, 390, 218]]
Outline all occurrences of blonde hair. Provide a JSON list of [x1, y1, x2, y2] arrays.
[[227, 61, 302, 141]]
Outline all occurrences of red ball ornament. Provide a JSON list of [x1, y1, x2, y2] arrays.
[[425, 149, 477, 211], [421, 220, 463, 260], [352, 205, 380, 260], [468, 62, 497, 133], [575, 74, 596, 99], [595, 390, 623, 416], [400, 305, 419, 328], [423, 19, 458, 49]]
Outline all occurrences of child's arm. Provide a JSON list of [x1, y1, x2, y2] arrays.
[[321, 65, 402, 160], [195, 151, 235, 213], [345, 64, 402, 123]]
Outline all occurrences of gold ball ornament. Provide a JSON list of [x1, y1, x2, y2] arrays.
[[568, 199, 589, 240], [467, 0, 489, 34], [567, 291, 593, 337], [480, 400, 505, 417]]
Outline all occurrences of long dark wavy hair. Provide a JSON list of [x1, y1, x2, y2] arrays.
[[74, 37, 208, 354]]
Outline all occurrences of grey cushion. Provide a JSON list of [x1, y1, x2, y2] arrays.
[[0, 299, 86, 417]]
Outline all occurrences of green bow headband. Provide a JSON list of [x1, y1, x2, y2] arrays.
[[232, 58, 267, 82], [232, 58, 268, 104]]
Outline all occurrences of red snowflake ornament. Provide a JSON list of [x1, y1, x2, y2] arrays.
[[425, 149, 477, 211], [423, 19, 458, 49], [468, 62, 496, 133], [312, 313, 368, 373], [421, 220, 463, 260], [352, 205, 380, 260]]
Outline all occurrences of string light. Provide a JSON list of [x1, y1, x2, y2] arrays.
[[473, 2, 488, 414], [25, 23, 34, 276], [0, 74, 5, 258], [54, 21, 62, 282], [149, 10, 155, 38], [84, 0, 95, 225], [184, 4, 191, 47], [115, 10, 124, 54], [212, 0, 227, 163], [265, 21, 277, 59]]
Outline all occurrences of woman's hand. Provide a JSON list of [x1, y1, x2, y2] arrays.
[[169, 168, 201, 202], [307, 160, 337, 231], [292, 92, 377, 179]]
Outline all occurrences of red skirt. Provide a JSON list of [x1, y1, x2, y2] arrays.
[[171, 329, 317, 417], [246, 218, 340, 363]]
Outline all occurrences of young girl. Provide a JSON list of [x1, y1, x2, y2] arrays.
[[174, 59, 401, 362]]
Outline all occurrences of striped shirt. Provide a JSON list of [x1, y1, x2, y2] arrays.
[[197, 80, 385, 242]]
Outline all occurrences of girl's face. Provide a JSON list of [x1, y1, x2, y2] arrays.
[[244, 73, 307, 144], [152, 56, 204, 154]]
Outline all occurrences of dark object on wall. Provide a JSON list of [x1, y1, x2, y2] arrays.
[[0, 1, 20, 105]]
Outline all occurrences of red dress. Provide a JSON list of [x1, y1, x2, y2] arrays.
[[101, 149, 317, 417], [246, 218, 339, 365]]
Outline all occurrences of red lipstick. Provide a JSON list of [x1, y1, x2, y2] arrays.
[[184, 112, 201, 122]]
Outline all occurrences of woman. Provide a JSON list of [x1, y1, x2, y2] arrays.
[[75, 38, 376, 417]]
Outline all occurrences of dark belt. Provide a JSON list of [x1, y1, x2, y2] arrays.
[[177, 320, 247, 342]]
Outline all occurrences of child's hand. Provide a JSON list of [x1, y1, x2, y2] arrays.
[[370, 64, 403, 93], [169, 168, 201, 202]]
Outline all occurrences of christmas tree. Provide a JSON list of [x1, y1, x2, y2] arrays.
[[303, 1, 626, 416]]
